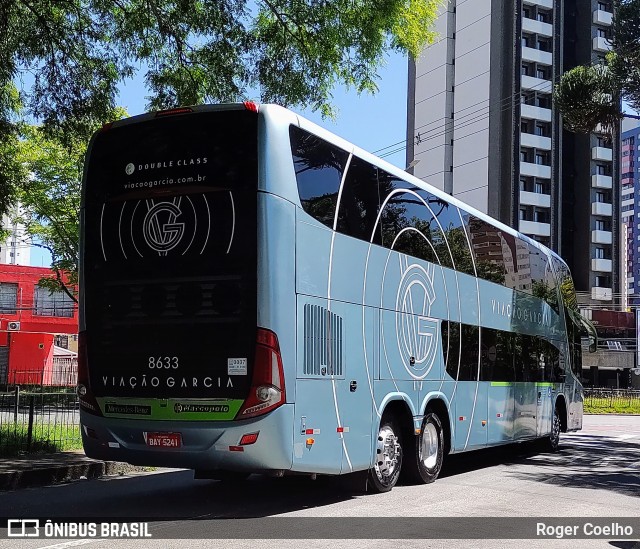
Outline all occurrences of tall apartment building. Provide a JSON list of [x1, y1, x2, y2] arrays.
[[621, 121, 640, 307], [407, 0, 619, 307], [0, 212, 31, 266]]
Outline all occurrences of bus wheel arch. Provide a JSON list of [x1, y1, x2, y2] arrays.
[[368, 399, 413, 493]]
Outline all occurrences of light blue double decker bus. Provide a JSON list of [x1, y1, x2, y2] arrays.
[[78, 102, 596, 492]]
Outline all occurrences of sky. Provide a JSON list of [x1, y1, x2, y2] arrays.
[[118, 53, 410, 168]]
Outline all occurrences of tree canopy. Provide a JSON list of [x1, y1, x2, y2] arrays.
[[554, 0, 640, 134], [1, 0, 444, 293], [1, 1, 443, 184]]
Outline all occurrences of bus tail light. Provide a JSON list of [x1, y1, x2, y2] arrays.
[[237, 328, 285, 419], [77, 332, 103, 417], [155, 107, 194, 117], [243, 101, 259, 113]]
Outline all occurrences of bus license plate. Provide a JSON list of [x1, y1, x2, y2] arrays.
[[145, 432, 182, 448]]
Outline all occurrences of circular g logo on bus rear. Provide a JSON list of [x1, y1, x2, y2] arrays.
[[395, 264, 439, 379], [125, 163, 135, 175], [143, 201, 186, 254]]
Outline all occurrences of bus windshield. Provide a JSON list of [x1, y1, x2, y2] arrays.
[[81, 108, 258, 399]]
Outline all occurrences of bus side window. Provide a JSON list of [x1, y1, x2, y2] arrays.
[[442, 321, 461, 380], [459, 324, 479, 381], [547, 341, 563, 382], [515, 333, 539, 382], [378, 177, 439, 264], [464, 216, 507, 284], [336, 157, 383, 244], [480, 328, 516, 382], [290, 126, 349, 229]]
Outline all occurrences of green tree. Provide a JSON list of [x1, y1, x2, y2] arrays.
[[13, 109, 126, 300], [13, 125, 84, 301], [554, 0, 640, 134], [0, 0, 444, 213]]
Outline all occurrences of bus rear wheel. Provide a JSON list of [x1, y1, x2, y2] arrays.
[[368, 415, 403, 493], [403, 411, 444, 484]]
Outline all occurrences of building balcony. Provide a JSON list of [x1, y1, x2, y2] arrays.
[[593, 10, 613, 26], [522, 17, 553, 38], [525, 0, 553, 8], [521, 75, 553, 93], [520, 190, 551, 208], [520, 161, 551, 179], [592, 202, 613, 216], [520, 132, 552, 150], [591, 287, 612, 301], [592, 258, 613, 272], [521, 104, 552, 122], [592, 146, 613, 161], [591, 174, 612, 188], [521, 46, 553, 66], [592, 230, 613, 244], [593, 36, 612, 52], [519, 219, 551, 237]]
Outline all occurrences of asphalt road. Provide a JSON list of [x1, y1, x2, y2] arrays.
[[0, 414, 639, 549]]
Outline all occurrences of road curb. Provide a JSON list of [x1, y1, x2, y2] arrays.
[[0, 459, 149, 491]]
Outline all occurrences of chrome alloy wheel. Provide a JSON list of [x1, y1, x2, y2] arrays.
[[374, 424, 401, 482], [420, 421, 440, 470]]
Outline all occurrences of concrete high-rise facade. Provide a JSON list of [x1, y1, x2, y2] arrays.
[[407, 0, 619, 307], [0, 212, 31, 266], [621, 121, 640, 307]]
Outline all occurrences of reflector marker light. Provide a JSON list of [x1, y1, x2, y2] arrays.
[[306, 438, 315, 446], [459, 416, 466, 421], [496, 413, 503, 418], [229, 446, 244, 452], [239, 432, 259, 446], [336, 427, 349, 433], [481, 420, 487, 427]]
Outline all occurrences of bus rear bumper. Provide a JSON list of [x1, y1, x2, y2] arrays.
[[79, 404, 294, 472]]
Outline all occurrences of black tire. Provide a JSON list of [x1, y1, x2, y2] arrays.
[[538, 406, 561, 453], [402, 411, 444, 484], [368, 415, 403, 493]]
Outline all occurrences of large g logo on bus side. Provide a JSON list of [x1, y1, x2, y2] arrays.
[[143, 201, 186, 255], [395, 264, 439, 379]]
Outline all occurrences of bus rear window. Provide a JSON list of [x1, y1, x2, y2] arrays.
[[85, 109, 258, 202], [82, 109, 258, 399]]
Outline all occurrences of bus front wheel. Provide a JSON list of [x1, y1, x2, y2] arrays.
[[403, 411, 444, 484], [538, 406, 561, 453], [368, 415, 403, 493]]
